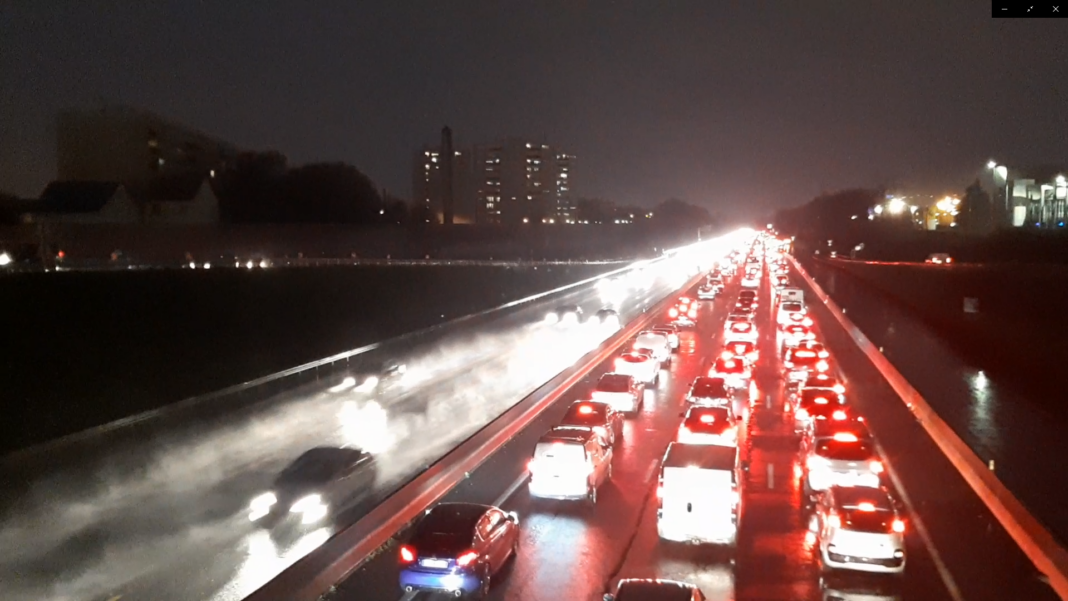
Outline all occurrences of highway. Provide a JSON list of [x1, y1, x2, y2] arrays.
[[329, 243, 1060, 601], [0, 245, 721, 601]]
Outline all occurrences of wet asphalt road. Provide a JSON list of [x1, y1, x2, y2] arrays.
[[330, 257, 1060, 601]]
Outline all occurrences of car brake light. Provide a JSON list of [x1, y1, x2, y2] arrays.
[[578, 405, 594, 415], [828, 514, 841, 529], [857, 502, 876, 512], [669, 308, 679, 318], [870, 460, 884, 474], [688, 308, 697, 318], [720, 350, 732, 360], [679, 425, 691, 437], [892, 518, 906, 533], [399, 545, 416, 563], [818, 350, 829, 358], [699, 414, 715, 423], [833, 432, 858, 442], [527, 459, 537, 474], [814, 397, 829, 405], [795, 408, 809, 420], [656, 484, 664, 499], [833, 384, 845, 393], [832, 410, 847, 420], [456, 550, 479, 567], [803, 318, 813, 327]]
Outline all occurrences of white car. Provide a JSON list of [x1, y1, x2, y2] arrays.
[[591, 372, 644, 414], [777, 301, 810, 328], [697, 284, 717, 300], [650, 325, 680, 351], [677, 405, 737, 446], [614, 351, 659, 386], [724, 320, 758, 344], [634, 331, 672, 365], [811, 486, 906, 574]]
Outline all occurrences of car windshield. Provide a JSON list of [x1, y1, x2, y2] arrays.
[[815, 439, 875, 461], [597, 375, 631, 393], [691, 377, 729, 397], [789, 350, 820, 367]]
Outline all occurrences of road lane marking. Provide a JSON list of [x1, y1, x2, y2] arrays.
[[493, 471, 530, 507], [874, 438, 964, 601], [766, 462, 774, 489]]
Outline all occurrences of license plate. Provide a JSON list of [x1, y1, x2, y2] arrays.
[[420, 559, 448, 569]]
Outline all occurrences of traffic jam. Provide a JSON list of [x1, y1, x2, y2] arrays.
[[349, 233, 915, 600]]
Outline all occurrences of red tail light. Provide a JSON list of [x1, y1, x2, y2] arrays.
[[892, 519, 906, 533], [832, 409, 847, 420], [527, 459, 537, 474], [669, 308, 679, 318], [795, 408, 809, 420], [456, 550, 479, 567], [688, 308, 697, 318], [870, 460, 884, 474], [678, 425, 691, 437], [399, 545, 416, 563], [656, 484, 664, 499]]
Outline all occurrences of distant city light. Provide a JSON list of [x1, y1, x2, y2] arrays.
[[986, 160, 997, 170], [0, 252, 11, 267], [874, 205, 884, 215], [888, 198, 907, 214]]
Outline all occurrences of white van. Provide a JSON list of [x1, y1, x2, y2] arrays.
[[656, 443, 741, 546], [528, 426, 613, 504], [779, 287, 804, 305]]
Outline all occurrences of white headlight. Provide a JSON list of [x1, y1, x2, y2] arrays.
[[290, 494, 322, 513], [250, 492, 277, 511]]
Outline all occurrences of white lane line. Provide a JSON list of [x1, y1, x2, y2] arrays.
[[643, 459, 659, 483], [766, 462, 775, 489], [874, 438, 965, 601], [493, 471, 529, 508]]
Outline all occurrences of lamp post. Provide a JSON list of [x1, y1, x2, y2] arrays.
[[987, 160, 1011, 226]]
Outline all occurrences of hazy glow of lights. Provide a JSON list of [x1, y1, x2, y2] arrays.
[[355, 376, 379, 393], [329, 376, 357, 393], [873, 205, 884, 215], [987, 160, 998, 170], [888, 198, 907, 214], [0, 252, 11, 267]]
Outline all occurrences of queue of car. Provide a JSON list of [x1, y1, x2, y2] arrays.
[[386, 233, 908, 599]]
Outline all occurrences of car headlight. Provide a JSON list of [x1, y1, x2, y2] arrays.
[[290, 494, 323, 513], [545, 312, 560, 324], [250, 492, 277, 511]]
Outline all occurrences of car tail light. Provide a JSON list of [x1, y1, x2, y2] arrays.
[[803, 317, 813, 327], [818, 350, 829, 358], [832, 409, 847, 420], [816, 360, 829, 371], [892, 519, 906, 533], [688, 308, 697, 318], [795, 408, 809, 420], [833, 432, 858, 442], [699, 414, 715, 424], [527, 459, 538, 474], [399, 545, 416, 563], [814, 397, 829, 405], [870, 460, 884, 474], [721, 350, 732, 360], [857, 502, 876, 512], [669, 308, 679, 318], [678, 425, 691, 437], [456, 550, 479, 567], [828, 514, 841, 529], [833, 384, 845, 393]]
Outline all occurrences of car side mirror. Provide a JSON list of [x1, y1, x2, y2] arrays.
[[507, 511, 519, 523]]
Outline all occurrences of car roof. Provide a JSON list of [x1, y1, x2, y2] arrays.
[[662, 442, 736, 470], [539, 425, 599, 443], [812, 419, 870, 438], [616, 578, 699, 594], [421, 502, 492, 532]]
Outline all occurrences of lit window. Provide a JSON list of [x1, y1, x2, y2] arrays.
[[560, 173, 568, 178]]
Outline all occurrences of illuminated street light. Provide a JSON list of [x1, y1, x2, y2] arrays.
[[987, 160, 997, 170]]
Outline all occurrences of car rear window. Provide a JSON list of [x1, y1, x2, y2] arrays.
[[562, 403, 607, 424], [411, 507, 483, 555], [684, 407, 732, 433], [616, 583, 693, 601], [815, 440, 874, 461], [842, 509, 895, 533], [782, 302, 803, 312], [713, 360, 744, 374], [692, 377, 728, 397], [798, 389, 845, 408], [788, 351, 820, 367], [535, 441, 586, 463], [597, 375, 631, 393], [619, 354, 646, 363]]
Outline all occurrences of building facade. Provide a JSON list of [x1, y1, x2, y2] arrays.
[[57, 105, 240, 198], [412, 136, 575, 225]]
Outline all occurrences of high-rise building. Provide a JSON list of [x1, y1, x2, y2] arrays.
[[411, 146, 476, 224], [412, 134, 574, 225], [57, 105, 240, 197]]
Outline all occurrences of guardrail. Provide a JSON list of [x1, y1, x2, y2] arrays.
[[789, 254, 1068, 599], [245, 269, 705, 601], [0, 258, 658, 470]]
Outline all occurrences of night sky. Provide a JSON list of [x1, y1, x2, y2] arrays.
[[2, 1, 1066, 219]]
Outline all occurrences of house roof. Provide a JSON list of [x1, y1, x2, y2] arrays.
[[36, 181, 122, 213]]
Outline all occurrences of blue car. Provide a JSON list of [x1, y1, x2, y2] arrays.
[[399, 502, 520, 598]]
